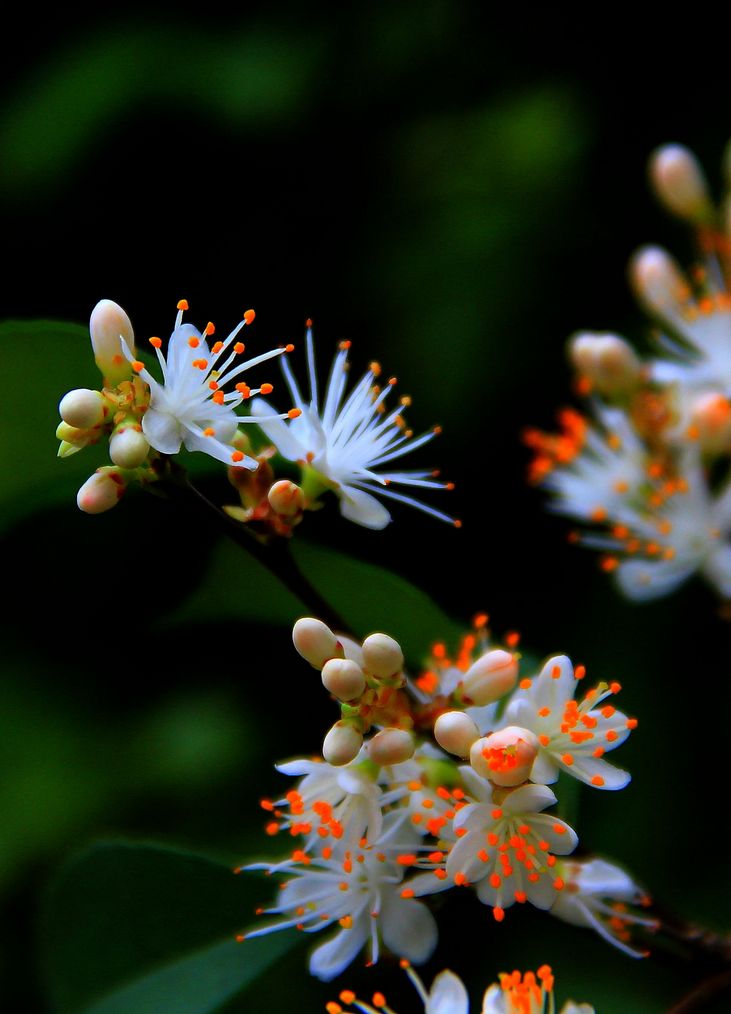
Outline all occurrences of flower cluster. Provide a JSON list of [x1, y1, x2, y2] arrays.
[[239, 617, 646, 980], [58, 308, 454, 532], [327, 961, 594, 1014], [526, 142, 731, 601], [57, 299, 296, 513]]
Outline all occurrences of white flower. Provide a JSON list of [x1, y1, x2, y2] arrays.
[[550, 857, 656, 958], [421, 773, 578, 921], [482, 966, 594, 1014], [122, 300, 299, 467], [328, 966, 469, 1014], [261, 754, 391, 847], [501, 655, 634, 790], [241, 811, 438, 981], [251, 322, 455, 529]]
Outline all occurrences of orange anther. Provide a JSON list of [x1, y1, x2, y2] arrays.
[[233, 342, 245, 354], [285, 343, 295, 352], [203, 427, 216, 437], [231, 450, 244, 463], [212, 341, 224, 354], [400, 888, 415, 898], [519, 678, 532, 690], [289, 408, 302, 419], [205, 322, 215, 335], [213, 391, 225, 404], [149, 336, 162, 348], [574, 665, 586, 680], [591, 775, 605, 787], [243, 309, 256, 325], [260, 383, 274, 394], [492, 906, 505, 922], [177, 299, 189, 311], [132, 361, 144, 373], [188, 336, 200, 348]]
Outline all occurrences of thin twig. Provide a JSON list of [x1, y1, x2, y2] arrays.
[[667, 968, 731, 1013]]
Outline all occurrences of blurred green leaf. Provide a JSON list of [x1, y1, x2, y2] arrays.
[[165, 536, 463, 663], [0, 319, 94, 529], [43, 841, 298, 1014]]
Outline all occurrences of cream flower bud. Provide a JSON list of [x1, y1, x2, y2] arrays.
[[568, 333, 641, 395], [292, 617, 344, 669], [366, 727, 415, 766], [76, 468, 127, 514], [58, 388, 106, 429], [630, 245, 690, 321], [649, 144, 713, 223], [268, 479, 305, 517], [322, 721, 363, 766], [434, 710, 480, 757], [690, 392, 731, 452], [362, 632, 404, 680], [321, 658, 366, 701], [462, 649, 519, 706], [469, 726, 539, 786], [109, 426, 150, 468], [90, 299, 135, 385]]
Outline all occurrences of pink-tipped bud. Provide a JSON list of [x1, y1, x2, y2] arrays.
[[690, 392, 731, 452], [76, 468, 127, 514], [268, 479, 305, 517], [568, 333, 641, 395], [362, 632, 404, 680], [90, 299, 135, 386], [109, 427, 150, 468], [649, 144, 713, 223], [321, 658, 366, 702], [462, 649, 519, 706], [292, 617, 343, 669], [322, 721, 363, 766], [59, 388, 105, 429], [470, 726, 539, 786], [630, 246, 690, 321], [366, 727, 415, 766], [434, 711, 480, 757]]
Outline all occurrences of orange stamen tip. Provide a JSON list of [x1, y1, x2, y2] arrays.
[[372, 994, 386, 1009], [132, 361, 144, 373], [204, 322, 215, 335], [235, 933, 245, 942], [203, 427, 215, 437], [213, 391, 225, 404], [212, 341, 224, 354], [149, 336, 162, 348], [433, 425, 443, 434], [340, 340, 352, 351], [591, 775, 605, 786], [493, 906, 505, 922], [177, 299, 189, 311], [260, 383, 274, 395], [289, 407, 303, 419], [233, 342, 245, 354], [473, 612, 489, 627], [453, 519, 463, 529], [306, 318, 313, 328], [188, 336, 200, 348], [285, 343, 295, 353], [231, 450, 245, 463], [340, 991, 356, 1004], [244, 309, 256, 325]]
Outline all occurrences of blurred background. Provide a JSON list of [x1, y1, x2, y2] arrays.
[[1, 4, 730, 1011]]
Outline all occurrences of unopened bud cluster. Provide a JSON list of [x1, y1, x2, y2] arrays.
[[57, 300, 152, 513], [293, 618, 414, 766], [527, 139, 731, 603]]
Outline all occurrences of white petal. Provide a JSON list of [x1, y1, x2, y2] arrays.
[[142, 409, 183, 454], [380, 890, 438, 964], [503, 783, 557, 814], [571, 857, 641, 898], [308, 922, 369, 981], [615, 558, 694, 601], [566, 755, 631, 790], [275, 758, 322, 777], [427, 970, 469, 1014], [183, 429, 256, 467], [339, 486, 392, 529], [530, 751, 560, 785], [250, 397, 308, 461], [481, 984, 505, 1014], [703, 543, 731, 597]]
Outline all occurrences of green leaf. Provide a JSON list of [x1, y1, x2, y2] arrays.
[[0, 319, 94, 529], [42, 841, 298, 1014], [165, 536, 463, 664]]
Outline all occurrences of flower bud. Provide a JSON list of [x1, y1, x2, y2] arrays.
[[568, 333, 641, 395], [322, 721, 363, 766], [109, 426, 150, 468], [462, 649, 519, 706], [59, 388, 106, 429], [292, 617, 343, 669], [321, 658, 366, 701], [690, 392, 731, 452], [268, 479, 305, 517], [76, 468, 127, 514], [434, 710, 480, 757], [630, 246, 690, 323], [90, 299, 135, 385], [649, 144, 713, 224], [470, 726, 539, 786], [362, 632, 404, 680], [366, 727, 415, 766], [56, 420, 91, 447]]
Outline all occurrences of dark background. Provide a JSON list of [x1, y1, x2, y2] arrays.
[[1, 6, 729, 1011]]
